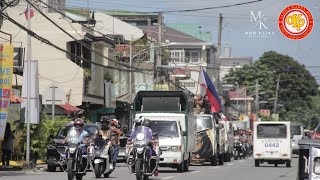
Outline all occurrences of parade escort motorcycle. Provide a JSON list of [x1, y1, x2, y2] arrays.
[[126, 118, 160, 180], [65, 126, 93, 180]]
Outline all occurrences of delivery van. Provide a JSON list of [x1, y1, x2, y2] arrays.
[[253, 121, 291, 167]]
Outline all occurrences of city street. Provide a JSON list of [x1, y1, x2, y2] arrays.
[[0, 157, 298, 180]]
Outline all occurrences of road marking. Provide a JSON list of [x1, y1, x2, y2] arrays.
[[227, 163, 234, 166], [162, 176, 175, 179], [190, 170, 200, 174], [209, 166, 221, 169], [239, 160, 244, 163]]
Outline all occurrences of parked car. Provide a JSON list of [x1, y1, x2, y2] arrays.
[[46, 122, 98, 172], [291, 123, 304, 154]]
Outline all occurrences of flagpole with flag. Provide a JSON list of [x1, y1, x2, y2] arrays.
[[199, 69, 222, 114]]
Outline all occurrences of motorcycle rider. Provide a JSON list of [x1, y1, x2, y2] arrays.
[[239, 129, 250, 155], [127, 116, 159, 176], [96, 116, 114, 169], [66, 118, 90, 155], [110, 119, 123, 168]]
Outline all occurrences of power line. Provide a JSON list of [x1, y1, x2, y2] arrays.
[[1, 12, 152, 74], [27, 0, 152, 73]]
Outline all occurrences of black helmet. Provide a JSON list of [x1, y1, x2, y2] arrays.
[[143, 119, 151, 128], [100, 116, 110, 124], [100, 116, 110, 130]]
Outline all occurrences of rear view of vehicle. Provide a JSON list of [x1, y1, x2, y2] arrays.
[[291, 123, 304, 154], [253, 121, 291, 167], [192, 114, 217, 166]]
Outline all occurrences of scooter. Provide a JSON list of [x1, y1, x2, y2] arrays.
[[93, 136, 114, 178]]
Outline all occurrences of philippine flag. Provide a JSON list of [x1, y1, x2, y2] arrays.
[[199, 69, 221, 113]]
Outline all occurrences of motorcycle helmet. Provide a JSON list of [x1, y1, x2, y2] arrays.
[[134, 116, 144, 127], [111, 119, 119, 126], [100, 116, 110, 130], [74, 118, 84, 130], [143, 119, 151, 128]]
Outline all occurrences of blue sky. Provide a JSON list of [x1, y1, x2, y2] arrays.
[[67, 0, 320, 76]]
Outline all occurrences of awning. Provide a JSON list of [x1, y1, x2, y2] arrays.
[[58, 103, 81, 114]]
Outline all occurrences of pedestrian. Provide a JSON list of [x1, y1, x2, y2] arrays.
[[1, 123, 15, 168]]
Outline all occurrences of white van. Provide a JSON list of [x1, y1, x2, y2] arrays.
[[291, 123, 304, 154], [253, 121, 292, 167]]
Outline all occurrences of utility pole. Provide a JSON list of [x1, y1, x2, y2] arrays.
[[155, 12, 162, 90], [26, 1, 32, 164], [216, 13, 223, 95], [255, 79, 259, 121], [50, 83, 57, 120], [129, 44, 132, 102], [273, 74, 280, 113]]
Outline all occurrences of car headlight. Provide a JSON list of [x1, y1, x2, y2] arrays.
[[171, 146, 179, 152], [137, 133, 145, 141], [69, 147, 77, 154]]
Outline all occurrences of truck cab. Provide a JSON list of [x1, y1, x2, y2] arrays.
[[133, 91, 196, 173]]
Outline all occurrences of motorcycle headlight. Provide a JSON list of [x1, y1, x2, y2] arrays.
[[69, 147, 77, 154], [137, 147, 144, 154], [137, 133, 145, 141]]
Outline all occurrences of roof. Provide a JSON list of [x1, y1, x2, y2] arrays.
[[58, 103, 81, 114], [139, 26, 206, 43], [104, 11, 158, 17], [167, 24, 212, 42], [92, 11, 145, 41], [228, 90, 254, 101]]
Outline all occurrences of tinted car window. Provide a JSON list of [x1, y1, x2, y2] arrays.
[[291, 126, 302, 135], [257, 124, 287, 139]]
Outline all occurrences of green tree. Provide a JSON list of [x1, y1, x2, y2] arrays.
[[224, 51, 319, 125]]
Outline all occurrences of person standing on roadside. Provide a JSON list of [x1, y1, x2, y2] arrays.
[[1, 123, 15, 168]]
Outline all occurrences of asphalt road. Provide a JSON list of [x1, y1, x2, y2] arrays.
[[0, 156, 298, 180]]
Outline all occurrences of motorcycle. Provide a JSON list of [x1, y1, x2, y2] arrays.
[[127, 126, 158, 180], [93, 135, 114, 178], [66, 127, 93, 180], [233, 141, 246, 160]]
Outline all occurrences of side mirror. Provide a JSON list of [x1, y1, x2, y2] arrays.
[[153, 132, 159, 137], [182, 131, 187, 136], [125, 133, 131, 138]]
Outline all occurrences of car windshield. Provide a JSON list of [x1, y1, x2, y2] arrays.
[[197, 116, 213, 131], [56, 125, 97, 138], [150, 121, 179, 137], [257, 124, 287, 139], [291, 125, 302, 135]]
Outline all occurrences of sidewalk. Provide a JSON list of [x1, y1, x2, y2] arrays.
[[0, 160, 46, 171]]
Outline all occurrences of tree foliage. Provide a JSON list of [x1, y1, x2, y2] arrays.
[[224, 51, 319, 127]]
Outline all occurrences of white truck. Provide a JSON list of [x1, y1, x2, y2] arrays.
[[253, 121, 292, 167], [133, 91, 196, 172], [219, 121, 234, 162]]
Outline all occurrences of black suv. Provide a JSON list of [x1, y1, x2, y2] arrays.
[[46, 122, 98, 172]]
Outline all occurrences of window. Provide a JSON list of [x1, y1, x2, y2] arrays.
[[183, 82, 195, 88], [257, 124, 287, 139], [291, 125, 302, 135], [191, 51, 200, 63], [170, 50, 185, 62], [150, 121, 179, 137]]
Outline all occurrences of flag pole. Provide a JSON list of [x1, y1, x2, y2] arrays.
[[26, 2, 32, 165]]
